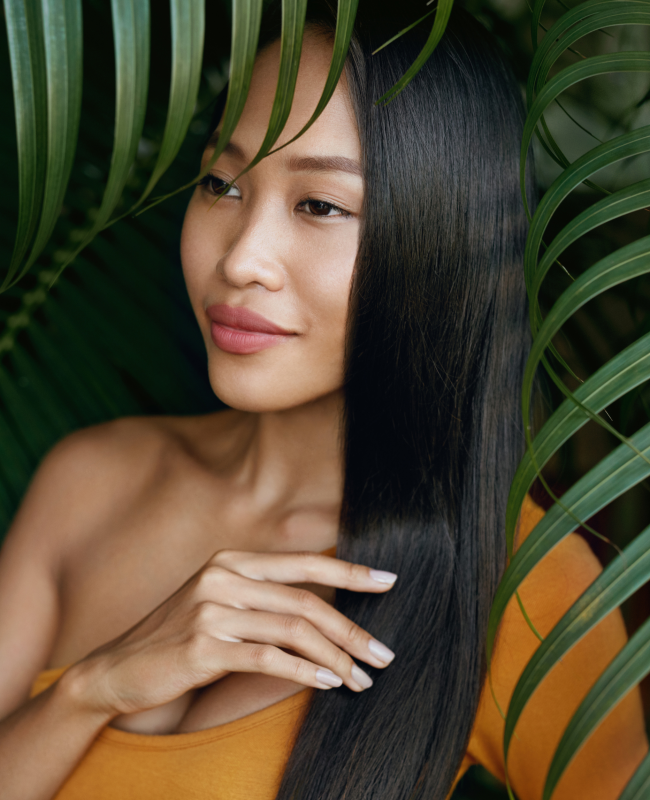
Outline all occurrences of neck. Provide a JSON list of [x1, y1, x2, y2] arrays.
[[224, 390, 344, 515]]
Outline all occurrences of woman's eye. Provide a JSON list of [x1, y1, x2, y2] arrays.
[[198, 174, 241, 198], [300, 198, 350, 218]]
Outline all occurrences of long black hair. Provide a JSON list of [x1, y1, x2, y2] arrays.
[[213, 3, 534, 797]]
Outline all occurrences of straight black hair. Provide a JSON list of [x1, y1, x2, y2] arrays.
[[211, 3, 534, 797]]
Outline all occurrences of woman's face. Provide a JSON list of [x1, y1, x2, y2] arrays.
[[181, 33, 362, 413]]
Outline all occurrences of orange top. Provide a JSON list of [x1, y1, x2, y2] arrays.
[[27, 498, 553, 799]]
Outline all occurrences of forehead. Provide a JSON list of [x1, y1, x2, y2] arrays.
[[212, 31, 360, 165]]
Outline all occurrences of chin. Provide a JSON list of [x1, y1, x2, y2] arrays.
[[206, 354, 339, 414]]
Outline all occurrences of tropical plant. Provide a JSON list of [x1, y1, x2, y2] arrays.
[[1, 0, 649, 798]]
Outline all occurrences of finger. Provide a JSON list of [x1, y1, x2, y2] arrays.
[[211, 640, 347, 691], [209, 550, 398, 593], [199, 569, 395, 669], [211, 607, 374, 692]]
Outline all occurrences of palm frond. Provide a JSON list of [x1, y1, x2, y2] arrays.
[[489, 2, 650, 793]]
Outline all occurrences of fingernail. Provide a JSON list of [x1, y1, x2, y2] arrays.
[[351, 664, 373, 689], [368, 639, 395, 664], [369, 570, 398, 585], [315, 668, 343, 688]]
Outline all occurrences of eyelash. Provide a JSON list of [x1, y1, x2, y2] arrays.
[[197, 174, 352, 219]]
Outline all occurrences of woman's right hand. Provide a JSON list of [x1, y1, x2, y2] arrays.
[[70, 549, 398, 720]]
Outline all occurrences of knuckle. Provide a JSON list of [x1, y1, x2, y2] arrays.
[[290, 659, 307, 682], [187, 631, 212, 662], [210, 549, 238, 567], [283, 615, 310, 640], [194, 600, 217, 628], [332, 648, 353, 672], [344, 619, 364, 646], [294, 588, 318, 614], [249, 644, 276, 670], [345, 560, 363, 583], [296, 551, 319, 574], [198, 564, 231, 591]]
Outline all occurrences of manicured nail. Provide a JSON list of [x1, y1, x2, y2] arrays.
[[369, 569, 398, 585], [351, 664, 373, 689], [368, 639, 395, 665], [315, 668, 343, 688]]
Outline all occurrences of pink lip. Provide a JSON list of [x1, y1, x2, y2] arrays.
[[206, 304, 296, 355]]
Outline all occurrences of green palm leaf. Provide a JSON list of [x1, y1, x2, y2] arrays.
[[272, 0, 359, 150], [210, 0, 310, 192], [136, 0, 205, 207], [247, 0, 308, 163], [2, 0, 47, 277], [523, 235, 650, 417], [2, 0, 458, 287], [533, 179, 650, 304], [495, 2, 650, 795], [524, 126, 650, 332], [195, 0, 263, 179], [521, 55, 650, 221], [526, 0, 650, 176], [527, 1, 650, 103], [11, 0, 83, 287], [506, 332, 650, 555], [488, 417, 650, 664], [50, 0, 151, 283], [503, 523, 650, 772], [620, 752, 650, 800], [376, 0, 454, 105], [544, 614, 650, 799]]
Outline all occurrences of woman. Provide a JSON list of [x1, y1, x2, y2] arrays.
[[0, 3, 646, 799]]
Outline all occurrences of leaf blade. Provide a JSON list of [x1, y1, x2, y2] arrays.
[[504, 524, 650, 769], [520, 54, 650, 220], [9, 0, 84, 287], [620, 752, 650, 800], [2, 0, 47, 282], [543, 615, 650, 799], [489, 415, 650, 665], [375, 0, 455, 106], [506, 331, 650, 554], [137, 0, 205, 205]]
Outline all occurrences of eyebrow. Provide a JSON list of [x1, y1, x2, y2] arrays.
[[287, 154, 362, 177], [206, 132, 362, 178]]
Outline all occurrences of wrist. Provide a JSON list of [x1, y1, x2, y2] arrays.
[[56, 659, 119, 726]]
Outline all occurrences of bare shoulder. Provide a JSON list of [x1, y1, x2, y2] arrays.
[[7, 410, 244, 554], [470, 497, 647, 799], [0, 418, 162, 715], [0, 411, 243, 715], [9, 416, 186, 553]]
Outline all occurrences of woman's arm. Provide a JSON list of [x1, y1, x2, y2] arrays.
[[0, 670, 114, 800], [471, 527, 648, 800], [0, 433, 120, 800], [0, 425, 398, 800]]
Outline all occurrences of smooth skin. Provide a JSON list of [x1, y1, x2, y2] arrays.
[[0, 32, 646, 800]]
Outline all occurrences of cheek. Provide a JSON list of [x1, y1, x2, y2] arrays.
[[217, 233, 356, 413], [180, 197, 359, 412], [303, 254, 353, 346], [292, 229, 358, 375]]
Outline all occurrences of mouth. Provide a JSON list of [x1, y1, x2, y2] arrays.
[[206, 304, 296, 355]]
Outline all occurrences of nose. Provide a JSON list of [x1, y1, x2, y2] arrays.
[[217, 204, 285, 292]]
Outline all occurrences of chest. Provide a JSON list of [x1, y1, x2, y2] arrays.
[[49, 475, 338, 735]]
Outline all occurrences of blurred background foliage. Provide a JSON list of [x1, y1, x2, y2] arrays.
[[0, 0, 229, 530], [1, 0, 649, 796]]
